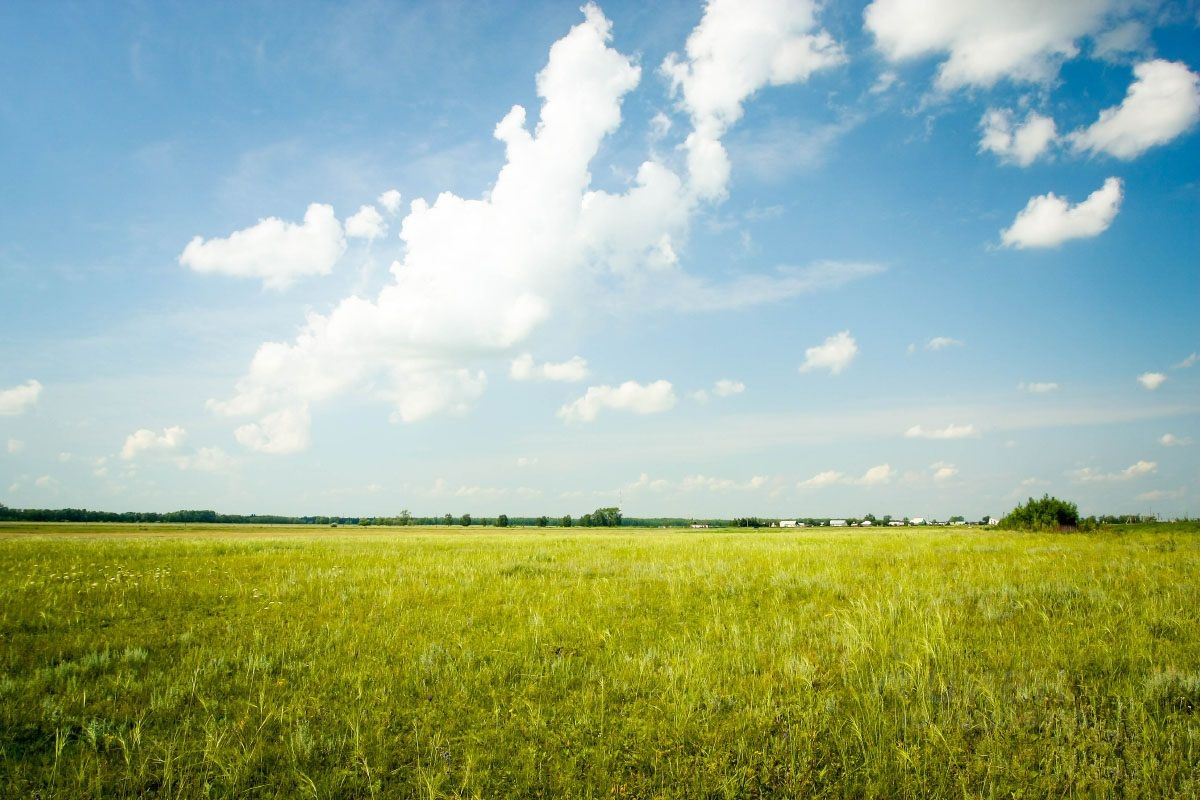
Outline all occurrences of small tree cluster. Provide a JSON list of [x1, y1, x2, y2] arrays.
[[998, 495, 1081, 531]]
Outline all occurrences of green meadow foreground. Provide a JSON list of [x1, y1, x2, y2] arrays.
[[2, 524, 1198, 798]]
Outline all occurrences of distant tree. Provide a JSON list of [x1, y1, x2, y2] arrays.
[[443, 513, 453, 526], [536, 516, 549, 527], [497, 514, 509, 528], [561, 514, 573, 527], [864, 513, 877, 523], [461, 513, 472, 527], [580, 513, 593, 527], [588, 507, 622, 527], [949, 515, 965, 523], [998, 495, 1081, 531], [398, 509, 412, 526]]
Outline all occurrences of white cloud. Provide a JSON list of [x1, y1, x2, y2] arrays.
[[979, 108, 1058, 166], [34, 475, 57, 490], [6, 439, 23, 454], [905, 423, 978, 439], [926, 336, 963, 351], [558, 379, 676, 423], [234, 405, 311, 454], [1174, 352, 1197, 369], [1070, 60, 1200, 160], [121, 425, 187, 460], [1019, 381, 1060, 393], [516, 456, 538, 467], [1136, 488, 1185, 502], [799, 330, 857, 375], [210, 5, 869, 452], [345, 205, 387, 240], [662, 0, 845, 199], [689, 389, 710, 403], [1160, 433, 1192, 447], [798, 469, 844, 489], [931, 461, 958, 482], [865, 0, 1124, 90], [509, 353, 590, 382], [798, 463, 893, 488], [1070, 459, 1156, 482], [0, 379, 42, 416], [180, 203, 347, 290], [1093, 21, 1152, 61], [377, 189, 403, 214], [678, 474, 769, 492], [713, 379, 745, 397], [856, 464, 894, 486], [1138, 371, 1167, 390], [870, 70, 899, 94], [178, 447, 235, 473], [1000, 176, 1122, 249]]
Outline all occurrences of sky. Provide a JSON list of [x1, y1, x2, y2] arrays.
[[2, 0, 1198, 520]]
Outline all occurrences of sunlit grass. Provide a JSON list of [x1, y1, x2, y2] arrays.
[[1, 522, 1198, 797]]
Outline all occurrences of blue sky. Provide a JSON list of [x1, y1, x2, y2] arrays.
[[2, 0, 1198, 519]]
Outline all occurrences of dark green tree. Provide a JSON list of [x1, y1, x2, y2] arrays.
[[461, 513, 472, 527], [443, 513, 453, 526], [998, 495, 1081, 531], [497, 514, 509, 528], [561, 514, 573, 527], [536, 516, 549, 527]]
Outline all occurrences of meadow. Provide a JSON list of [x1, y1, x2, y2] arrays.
[[1, 522, 1198, 798]]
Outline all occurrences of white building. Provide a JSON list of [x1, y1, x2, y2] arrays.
[[830, 519, 847, 527], [910, 517, 926, 525], [859, 520, 873, 527], [780, 519, 798, 528]]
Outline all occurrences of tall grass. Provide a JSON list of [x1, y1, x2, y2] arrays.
[[1, 522, 1198, 797]]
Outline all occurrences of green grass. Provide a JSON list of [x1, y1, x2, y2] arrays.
[[1, 522, 1198, 798]]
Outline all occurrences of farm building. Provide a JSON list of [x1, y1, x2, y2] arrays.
[[830, 519, 847, 527], [780, 519, 798, 528], [859, 520, 873, 526]]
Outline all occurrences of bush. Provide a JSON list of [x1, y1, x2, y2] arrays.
[[998, 495, 1083, 531]]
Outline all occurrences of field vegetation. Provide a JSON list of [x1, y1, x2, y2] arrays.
[[1, 522, 1198, 797]]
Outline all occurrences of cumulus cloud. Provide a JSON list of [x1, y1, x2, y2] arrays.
[[234, 406, 311, 454], [6, 438, 24, 454], [1070, 60, 1200, 160], [1093, 21, 1151, 61], [1070, 459, 1156, 483], [1020, 381, 1060, 393], [798, 464, 892, 487], [377, 189, 403, 214], [662, 0, 845, 198], [798, 469, 844, 489], [1138, 371, 1166, 390], [208, 5, 871, 453], [1000, 177, 1122, 249], [345, 205, 387, 240], [713, 378, 745, 397], [0, 379, 42, 416], [904, 423, 978, 439], [926, 336, 963, 351], [509, 353, 590, 382], [865, 0, 1125, 90], [678, 474, 769, 492], [558, 379, 676, 423], [1174, 352, 1197, 369], [931, 461, 958, 482], [180, 203, 347, 290], [856, 463, 894, 486], [979, 109, 1058, 166], [121, 426, 187, 460], [799, 330, 857, 375], [1160, 433, 1192, 447], [34, 475, 58, 490]]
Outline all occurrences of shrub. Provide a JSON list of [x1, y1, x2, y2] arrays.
[[998, 495, 1081, 531]]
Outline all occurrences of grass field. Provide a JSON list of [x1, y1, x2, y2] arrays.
[[2, 522, 1198, 798]]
